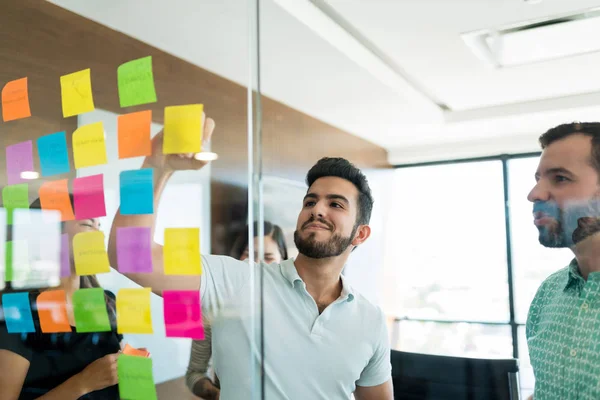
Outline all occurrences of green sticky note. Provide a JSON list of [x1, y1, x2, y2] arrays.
[[2, 184, 29, 225], [5, 241, 13, 282], [73, 288, 111, 332], [117, 56, 157, 108], [118, 355, 157, 400]]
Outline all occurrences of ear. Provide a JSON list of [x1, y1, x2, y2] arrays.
[[351, 225, 371, 247]]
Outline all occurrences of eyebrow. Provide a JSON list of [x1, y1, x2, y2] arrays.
[[303, 193, 350, 205], [535, 167, 574, 179]]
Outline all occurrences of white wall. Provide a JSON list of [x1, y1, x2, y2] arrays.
[[76, 109, 211, 383]]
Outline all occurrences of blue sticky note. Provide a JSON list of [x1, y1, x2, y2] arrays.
[[2, 292, 35, 333], [37, 132, 70, 176], [120, 169, 154, 215]]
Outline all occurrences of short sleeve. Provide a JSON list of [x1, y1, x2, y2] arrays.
[[356, 309, 392, 387], [0, 322, 33, 362], [200, 255, 252, 314]]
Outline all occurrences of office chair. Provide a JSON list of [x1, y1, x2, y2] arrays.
[[390, 350, 520, 400]]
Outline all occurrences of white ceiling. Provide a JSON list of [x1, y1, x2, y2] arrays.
[[49, 0, 600, 163]]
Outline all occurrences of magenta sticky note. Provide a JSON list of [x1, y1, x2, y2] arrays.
[[73, 175, 106, 220], [163, 290, 204, 339], [61, 233, 71, 277], [116, 227, 153, 273], [6, 141, 34, 185]]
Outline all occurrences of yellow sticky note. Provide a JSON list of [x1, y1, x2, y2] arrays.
[[60, 68, 95, 118], [163, 105, 203, 154], [73, 122, 108, 169], [116, 288, 153, 334], [164, 228, 201, 275], [73, 231, 110, 275]]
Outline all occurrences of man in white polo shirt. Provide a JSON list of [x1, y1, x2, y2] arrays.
[[108, 116, 393, 399]]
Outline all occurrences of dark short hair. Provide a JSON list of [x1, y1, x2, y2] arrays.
[[539, 122, 600, 174], [230, 221, 288, 261], [306, 157, 373, 226]]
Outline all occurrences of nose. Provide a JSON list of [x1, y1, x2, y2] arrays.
[[311, 200, 327, 219], [527, 181, 550, 203]]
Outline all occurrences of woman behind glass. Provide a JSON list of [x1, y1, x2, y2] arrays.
[[185, 221, 288, 399]]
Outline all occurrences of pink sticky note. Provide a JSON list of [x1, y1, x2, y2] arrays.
[[163, 290, 204, 339], [61, 233, 71, 277], [116, 227, 153, 273], [6, 141, 34, 185], [73, 175, 106, 220]]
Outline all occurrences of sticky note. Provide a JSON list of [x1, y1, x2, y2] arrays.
[[73, 288, 110, 332], [116, 288, 153, 334], [163, 290, 204, 339], [163, 104, 203, 154], [60, 234, 71, 278], [120, 169, 153, 215], [2, 77, 31, 122], [60, 68, 95, 118], [37, 131, 70, 176], [117, 56, 157, 108], [73, 122, 108, 169], [39, 180, 74, 222], [37, 290, 72, 333], [6, 141, 34, 185], [117, 110, 152, 159], [5, 241, 15, 282], [164, 228, 201, 275], [2, 184, 29, 225], [116, 227, 153, 273], [118, 354, 157, 400], [2, 292, 35, 333], [73, 231, 110, 276], [73, 174, 106, 220]]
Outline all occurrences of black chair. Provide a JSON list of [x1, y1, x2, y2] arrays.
[[391, 350, 520, 400]]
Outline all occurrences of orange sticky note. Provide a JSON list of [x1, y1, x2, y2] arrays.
[[2, 78, 31, 122], [37, 290, 72, 333], [123, 343, 150, 358], [118, 110, 152, 159], [39, 180, 75, 222]]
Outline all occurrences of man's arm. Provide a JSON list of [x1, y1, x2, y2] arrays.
[[107, 116, 216, 296], [354, 379, 393, 400]]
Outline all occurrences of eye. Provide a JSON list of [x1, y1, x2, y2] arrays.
[[304, 201, 316, 207], [554, 175, 571, 183], [331, 202, 342, 208]]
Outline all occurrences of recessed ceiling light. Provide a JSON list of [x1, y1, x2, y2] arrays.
[[20, 171, 39, 180]]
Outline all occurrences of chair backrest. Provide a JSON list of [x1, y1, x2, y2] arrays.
[[391, 350, 520, 400]]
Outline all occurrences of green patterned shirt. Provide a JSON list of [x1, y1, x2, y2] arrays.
[[526, 259, 600, 400]]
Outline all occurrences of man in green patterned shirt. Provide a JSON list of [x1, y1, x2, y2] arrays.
[[527, 122, 600, 400]]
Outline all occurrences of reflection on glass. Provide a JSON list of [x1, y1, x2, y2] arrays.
[[518, 325, 534, 398], [0, 208, 5, 290], [390, 162, 509, 322], [396, 320, 513, 359], [508, 157, 573, 323]]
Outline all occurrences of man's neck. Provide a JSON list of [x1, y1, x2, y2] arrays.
[[294, 253, 347, 309], [574, 234, 600, 280]]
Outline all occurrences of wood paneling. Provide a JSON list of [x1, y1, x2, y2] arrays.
[[0, 0, 389, 252]]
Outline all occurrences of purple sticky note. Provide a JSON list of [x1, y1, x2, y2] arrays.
[[6, 141, 34, 185], [73, 174, 106, 220], [163, 290, 204, 339], [61, 233, 71, 277], [116, 227, 153, 273]]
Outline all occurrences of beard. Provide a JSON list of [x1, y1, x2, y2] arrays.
[[535, 196, 600, 248], [294, 219, 357, 259]]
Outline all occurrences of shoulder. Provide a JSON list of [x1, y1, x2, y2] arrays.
[[536, 265, 570, 295], [349, 290, 387, 328]]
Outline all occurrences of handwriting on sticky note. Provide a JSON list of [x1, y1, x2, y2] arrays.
[[2, 292, 35, 333], [6, 141, 34, 185], [73, 288, 110, 332], [117, 110, 152, 159], [116, 227, 153, 273], [37, 131, 70, 176], [2, 184, 29, 225], [118, 56, 157, 108], [73, 122, 108, 169], [73, 174, 106, 220], [163, 104, 203, 154], [60, 68, 95, 118], [116, 288, 153, 334], [37, 290, 72, 333], [164, 228, 201, 275], [163, 290, 204, 339], [39, 180, 74, 222], [120, 169, 153, 215], [118, 355, 157, 400], [73, 231, 110, 276], [2, 77, 31, 122]]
